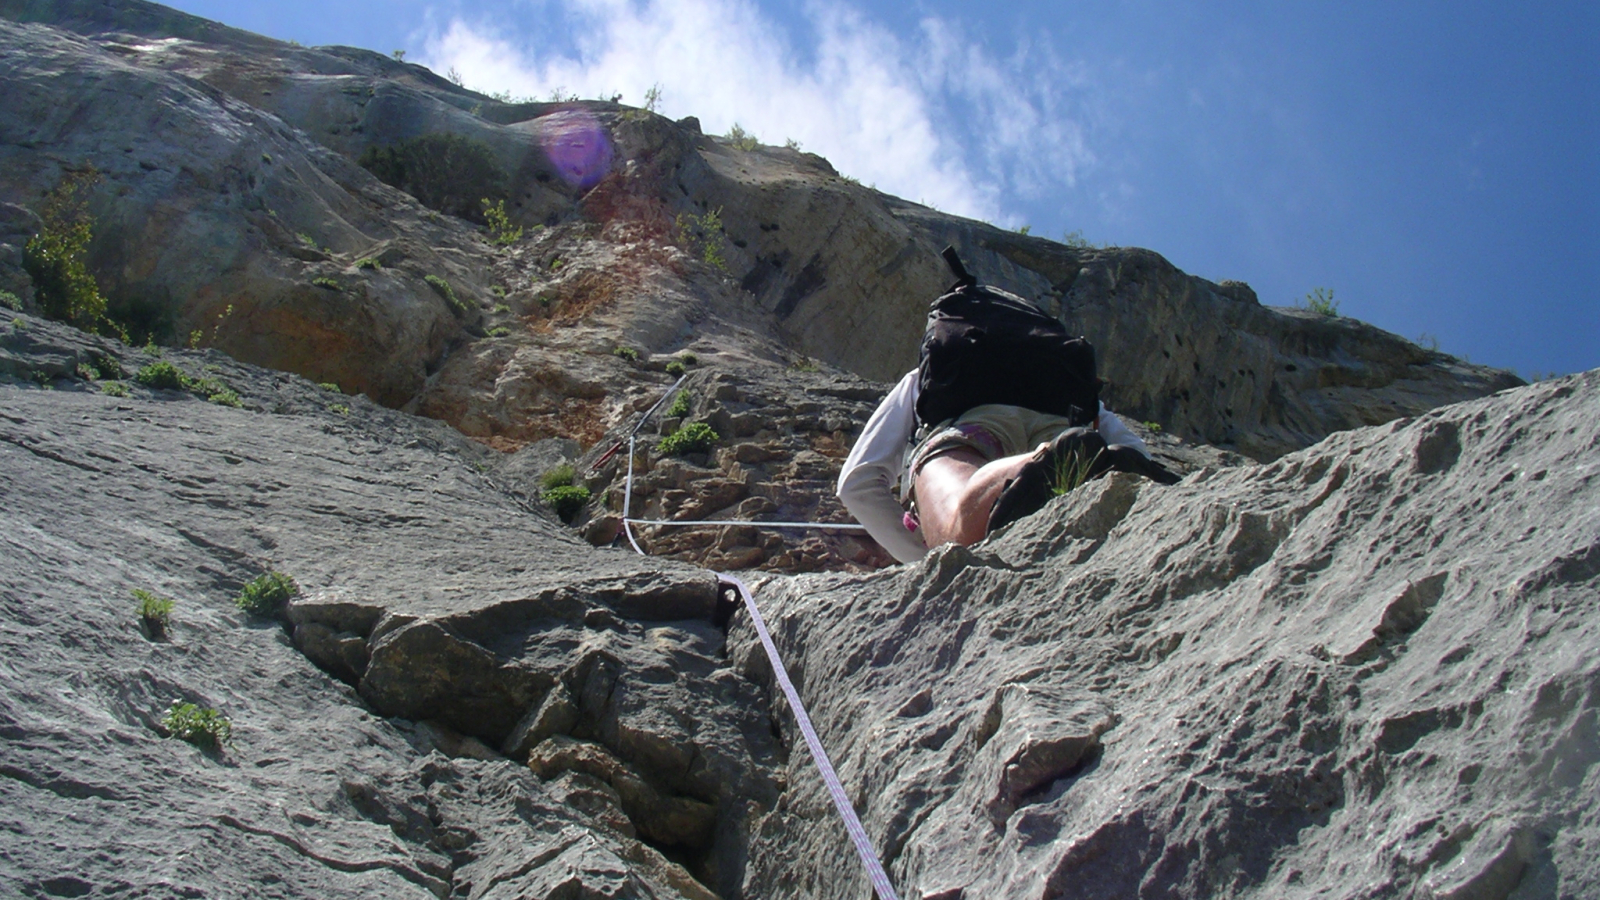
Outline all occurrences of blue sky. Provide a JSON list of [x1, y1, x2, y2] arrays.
[[164, 0, 1597, 378]]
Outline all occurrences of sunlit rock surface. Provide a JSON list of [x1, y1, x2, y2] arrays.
[[731, 369, 1599, 899]]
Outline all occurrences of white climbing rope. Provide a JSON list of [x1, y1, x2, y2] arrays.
[[610, 375, 902, 900], [718, 573, 902, 900]]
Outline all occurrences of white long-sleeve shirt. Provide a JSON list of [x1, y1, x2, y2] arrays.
[[835, 371, 1148, 563]]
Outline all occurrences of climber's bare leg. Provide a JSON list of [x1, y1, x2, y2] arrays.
[[913, 445, 1047, 548]]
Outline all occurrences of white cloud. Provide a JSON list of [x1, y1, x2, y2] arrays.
[[419, 0, 1098, 224]]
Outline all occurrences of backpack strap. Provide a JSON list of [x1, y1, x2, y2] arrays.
[[941, 245, 976, 290]]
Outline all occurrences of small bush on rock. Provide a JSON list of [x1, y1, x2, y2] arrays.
[[133, 588, 173, 635], [659, 421, 718, 456], [134, 361, 187, 391], [481, 198, 523, 246], [161, 701, 232, 750], [725, 123, 760, 151], [613, 346, 639, 362], [544, 484, 591, 522], [664, 360, 686, 376], [665, 391, 692, 419], [235, 571, 297, 617], [24, 167, 109, 332], [540, 464, 576, 490], [425, 275, 467, 314], [1299, 287, 1339, 317]]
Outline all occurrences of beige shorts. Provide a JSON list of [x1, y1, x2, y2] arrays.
[[902, 403, 1090, 500]]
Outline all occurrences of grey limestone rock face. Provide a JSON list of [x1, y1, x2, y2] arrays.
[[0, 0, 1520, 467], [729, 370, 1600, 899], [0, 314, 780, 898]]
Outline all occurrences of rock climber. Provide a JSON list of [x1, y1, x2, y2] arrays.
[[835, 247, 1179, 564], [836, 372, 1177, 562]]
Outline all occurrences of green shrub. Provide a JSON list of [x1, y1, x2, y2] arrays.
[[24, 167, 109, 331], [491, 303, 511, 314], [76, 361, 99, 381], [664, 360, 686, 377], [613, 346, 639, 362], [235, 571, 297, 617], [134, 361, 187, 391], [318, 382, 341, 392], [90, 355, 122, 380], [357, 133, 508, 223], [658, 421, 718, 456], [1061, 229, 1101, 249], [675, 208, 728, 271], [0, 289, 19, 311], [485, 326, 511, 337], [133, 588, 173, 632], [1142, 421, 1163, 433], [481, 198, 523, 246], [425, 274, 467, 313], [665, 391, 692, 418], [161, 701, 232, 750], [330, 403, 350, 415], [99, 381, 129, 397], [544, 484, 591, 522], [725, 123, 760, 151], [186, 376, 238, 404], [491, 285, 507, 298], [540, 463, 576, 490], [311, 276, 341, 291], [622, 83, 663, 122], [355, 256, 381, 270], [1299, 287, 1339, 317]]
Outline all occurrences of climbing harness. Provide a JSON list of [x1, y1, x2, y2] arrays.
[[609, 373, 901, 900]]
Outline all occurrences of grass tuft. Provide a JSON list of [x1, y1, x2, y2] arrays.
[[665, 391, 692, 419], [134, 361, 187, 391], [1298, 287, 1339, 317], [133, 588, 174, 635], [1050, 446, 1102, 496], [543, 484, 591, 522], [658, 421, 718, 456], [161, 701, 232, 750], [235, 571, 297, 617]]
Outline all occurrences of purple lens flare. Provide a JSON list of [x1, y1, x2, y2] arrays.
[[538, 109, 613, 190]]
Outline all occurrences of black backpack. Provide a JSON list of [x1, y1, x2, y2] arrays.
[[915, 246, 1100, 428]]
